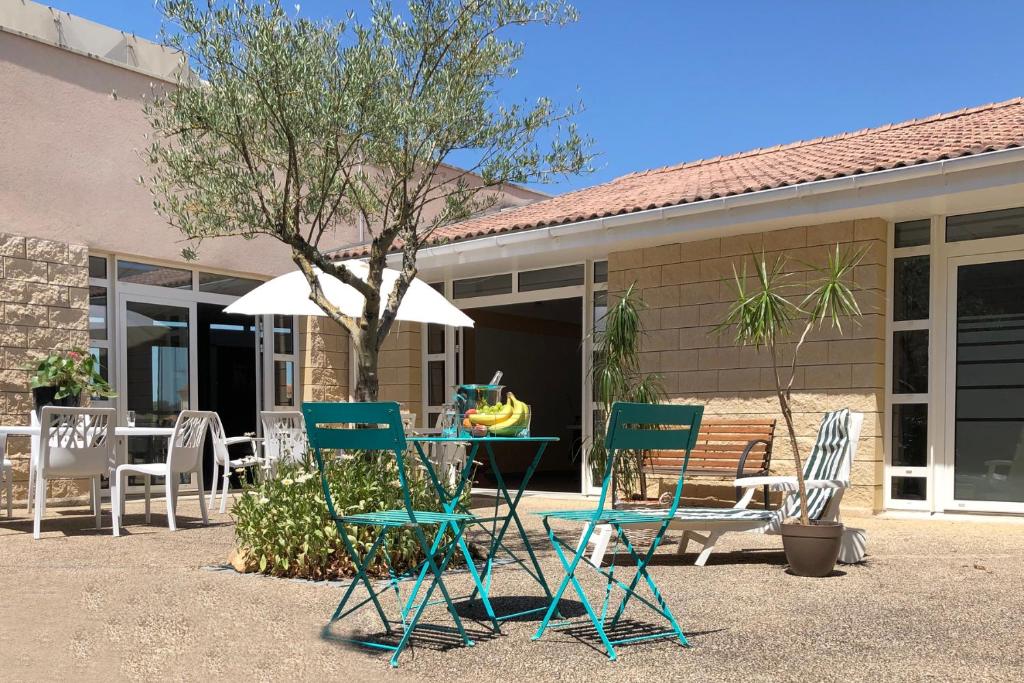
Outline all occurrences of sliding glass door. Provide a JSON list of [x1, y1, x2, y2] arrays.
[[945, 252, 1024, 513], [118, 294, 195, 487]]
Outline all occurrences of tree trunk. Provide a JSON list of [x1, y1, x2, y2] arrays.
[[777, 391, 810, 526], [354, 330, 380, 402]]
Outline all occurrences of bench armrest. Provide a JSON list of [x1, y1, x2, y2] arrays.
[[733, 475, 797, 491], [736, 438, 771, 476]]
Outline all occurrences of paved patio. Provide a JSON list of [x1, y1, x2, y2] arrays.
[[1, 495, 1022, 682]]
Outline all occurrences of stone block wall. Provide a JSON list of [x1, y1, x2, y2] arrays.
[[300, 317, 422, 418], [0, 232, 90, 502], [608, 218, 887, 511]]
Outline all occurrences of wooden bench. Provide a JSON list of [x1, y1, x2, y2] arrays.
[[643, 418, 776, 507]]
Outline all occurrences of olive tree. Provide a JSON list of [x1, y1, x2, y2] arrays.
[[144, 0, 591, 400]]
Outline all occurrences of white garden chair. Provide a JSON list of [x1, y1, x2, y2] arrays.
[[1, 434, 13, 519], [259, 411, 307, 472], [112, 410, 212, 535], [585, 409, 863, 567], [208, 412, 262, 514], [33, 407, 116, 539]]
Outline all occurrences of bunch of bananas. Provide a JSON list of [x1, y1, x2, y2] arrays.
[[464, 392, 530, 436]]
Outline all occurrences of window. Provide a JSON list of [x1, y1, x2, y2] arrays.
[[198, 272, 262, 296], [453, 273, 513, 298], [888, 219, 931, 508], [593, 261, 608, 284], [518, 264, 585, 292], [894, 219, 930, 248], [946, 206, 1024, 243], [117, 260, 192, 289], [88, 255, 112, 401], [272, 315, 298, 406]]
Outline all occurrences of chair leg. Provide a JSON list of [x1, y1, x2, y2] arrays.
[[208, 460, 219, 508], [92, 477, 102, 529], [144, 476, 151, 523], [166, 474, 178, 531], [112, 472, 122, 537], [196, 468, 209, 525], [26, 458, 35, 512], [219, 467, 230, 514], [694, 531, 722, 567], [32, 473, 45, 540], [677, 531, 690, 555]]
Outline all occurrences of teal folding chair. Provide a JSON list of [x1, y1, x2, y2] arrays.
[[303, 401, 476, 667], [533, 401, 703, 661]]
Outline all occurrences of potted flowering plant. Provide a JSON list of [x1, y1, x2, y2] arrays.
[[28, 349, 115, 410]]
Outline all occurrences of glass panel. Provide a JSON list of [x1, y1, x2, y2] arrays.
[[894, 219, 930, 248], [274, 360, 295, 406], [593, 290, 608, 334], [892, 403, 927, 467], [273, 315, 294, 355], [427, 411, 441, 429], [953, 259, 1024, 503], [198, 272, 262, 296], [518, 264, 585, 292], [593, 261, 608, 283], [429, 282, 444, 294], [452, 273, 512, 298], [88, 255, 107, 279], [427, 360, 446, 406], [892, 476, 927, 500], [893, 256, 929, 321], [89, 346, 109, 392], [89, 286, 108, 340], [427, 323, 445, 355], [118, 260, 192, 289], [947, 207, 1024, 243], [893, 330, 928, 394], [124, 300, 190, 485]]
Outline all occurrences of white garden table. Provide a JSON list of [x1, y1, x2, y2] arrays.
[[0, 423, 176, 505]]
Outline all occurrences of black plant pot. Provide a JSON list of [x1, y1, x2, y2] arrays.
[[32, 386, 82, 413]]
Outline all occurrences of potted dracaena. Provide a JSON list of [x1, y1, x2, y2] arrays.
[[28, 348, 115, 410], [716, 245, 864, 577]]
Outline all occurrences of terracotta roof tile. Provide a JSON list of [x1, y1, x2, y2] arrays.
[[340, 98, 1024, 256]]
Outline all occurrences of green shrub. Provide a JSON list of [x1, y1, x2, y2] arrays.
[[232, 452, 468, 580]]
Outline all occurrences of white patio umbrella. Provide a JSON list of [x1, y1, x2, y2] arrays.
[[224, 260, 474, 327]]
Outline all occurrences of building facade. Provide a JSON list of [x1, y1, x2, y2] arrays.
[[5, 1, 1024, 517]]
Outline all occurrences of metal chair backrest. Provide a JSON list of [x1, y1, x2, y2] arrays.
[[601, 402, 704, 516], [167, 411, 213, 474], [302, 402, 410, 521], [38, 407, 115, 477], [260, 410, 307, 463]]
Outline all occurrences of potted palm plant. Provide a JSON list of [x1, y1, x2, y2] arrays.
[[28, 349, 115, 410], [716, 245, 864, 576], [588, 283, 665, 503]]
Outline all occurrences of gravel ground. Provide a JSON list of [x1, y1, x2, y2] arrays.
[[1, 494, 1022, 682]]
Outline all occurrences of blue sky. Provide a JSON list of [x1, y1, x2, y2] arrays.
[[44, 1, 1024, 194]]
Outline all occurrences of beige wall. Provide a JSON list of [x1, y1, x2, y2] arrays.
[[0, 232, 90, 502], [300, 318, 422, 418], [608, 218, 887, 511]]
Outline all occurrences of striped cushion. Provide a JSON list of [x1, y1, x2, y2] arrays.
[[784, 409, 851, 520], [672, 508, 775, 521]]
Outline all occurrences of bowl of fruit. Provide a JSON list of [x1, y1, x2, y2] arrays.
[[454, 384, 531, 438]]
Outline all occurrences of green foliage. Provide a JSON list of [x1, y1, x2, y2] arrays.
[[587, 283, 665, 499], [28, 349, 116, 400], [145, 0, 593, 400], [716, 245, 865, 524], [232, 452, 467, 580]]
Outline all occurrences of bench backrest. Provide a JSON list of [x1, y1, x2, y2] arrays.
[[644, 418, 776, 477]]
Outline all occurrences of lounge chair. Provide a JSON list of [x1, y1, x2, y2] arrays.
[[586, 409, 863, 567]]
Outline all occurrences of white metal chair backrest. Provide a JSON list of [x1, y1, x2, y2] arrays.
[[260, 411, 307, 463], [39, 407, 115, 476], [167, 411, 213, 474]]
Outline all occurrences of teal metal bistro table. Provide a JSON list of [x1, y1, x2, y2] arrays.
[[407, 435, 559, 631]]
